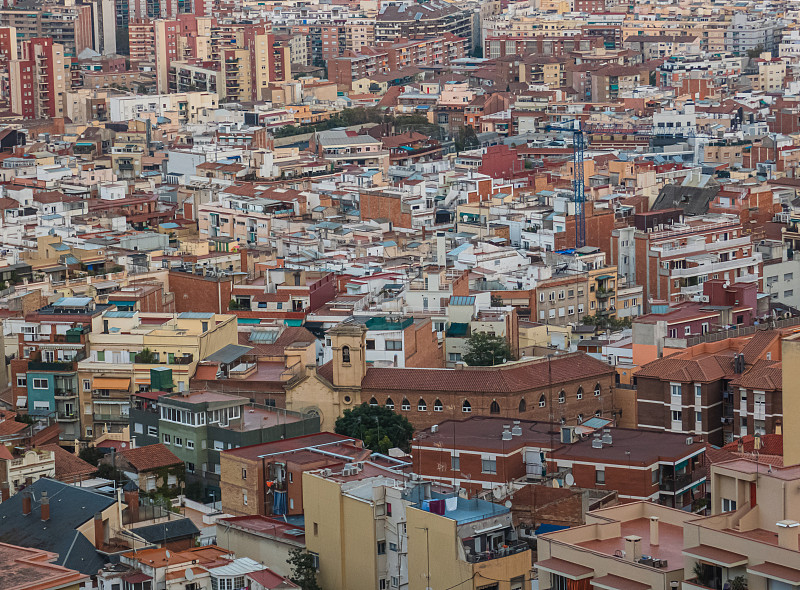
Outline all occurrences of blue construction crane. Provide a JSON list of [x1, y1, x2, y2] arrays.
[[547, 120, 586, 248]]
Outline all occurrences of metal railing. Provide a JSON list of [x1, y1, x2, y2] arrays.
[[464, 540, 529, 563], [661, 469, 704, 492]]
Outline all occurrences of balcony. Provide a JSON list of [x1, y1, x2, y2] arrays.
[[94, 413, 129, 423], [464, 540, 530, 563], [661, 468, 705, 493], [54, 389, 77, 400], [28, 360, 79, 372], [56, 412, 79, 422]]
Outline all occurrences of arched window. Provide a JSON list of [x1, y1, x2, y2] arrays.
[[490, 400, 500, 414], [342, 345, 351, 364], [401, 398, 410, 411], [434, 399, 443, 412], [462, 400, 472, 413], [519, 398, 526, 413], [576, 386, 583, 400], [539, 394, 546, 408], [594, 382, 601, 397], [418, 398, 427, 411], [385, 397, 395, 410], [369, 397, 378, 407], [558, 390, 566, 404]]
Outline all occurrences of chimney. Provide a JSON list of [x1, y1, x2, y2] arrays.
[[777, 520, 800, 550], [93, 513, 104, 548], [624, 535, 642, 562], [1, 481, 9, 502], [124, 490, 139, 523], [22, 492, 31, 516], [650, 516, 659, 546], [40, 491, 49, 521]]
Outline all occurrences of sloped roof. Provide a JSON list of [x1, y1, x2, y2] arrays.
[[362, 353, 613, 393], [631, 353, 734, 382], [40, 444, 97, 482], [132, 518, 200, 543], [0, 478, 113, 574], [118, 443, 182, 472], [723, 433, 783, 456], [729, 358, 781, 390]]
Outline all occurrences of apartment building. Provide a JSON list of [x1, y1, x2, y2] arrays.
[[310, 129, 389, 174], [10, 37, 67, 120], [303, 463, 531, 590], [0, 5, 92, 52], [76, 309, 237, 440], [635, 329, 786, 445], [129, 390, 320, 501], [612, 211, 762, 307], [375, 0, 472, 46], [220, 432, 369, 517], [536, 502, 696, 590]]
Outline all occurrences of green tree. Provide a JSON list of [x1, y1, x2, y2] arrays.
[[335, 403, 414, 452], [79, 446, 105, 467], [747, 44, 765, 59], [471, 45, 483, 58], [228, 299, 239, 310], [287, 548, 321, 590], [463, 332, 514, 366], [136, 347, 157, 364]]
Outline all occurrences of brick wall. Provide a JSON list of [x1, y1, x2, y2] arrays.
[[169, 271, 233, 313]]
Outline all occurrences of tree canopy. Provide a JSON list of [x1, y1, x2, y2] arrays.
[[287, 548, 321, 590], [462, 332, 514, 366], [334, 403, 414, 453]]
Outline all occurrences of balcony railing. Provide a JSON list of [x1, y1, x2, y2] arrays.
[[464, 540, 530, 563], [94, 413, 129, 422], [661, 469, 705, 492]]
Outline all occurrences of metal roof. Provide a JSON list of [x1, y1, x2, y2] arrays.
[[204, 344, 253, 364]]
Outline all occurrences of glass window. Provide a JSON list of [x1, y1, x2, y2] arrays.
[[596, 468, 605, 484], [451, 455, 460, 471], [481, 459, 497, 474]]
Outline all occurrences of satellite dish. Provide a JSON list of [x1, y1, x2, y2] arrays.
[[565, 473, 575, 487], [492, 486, 504, 500], [186, 568, 194, 581], [165, 550, 171, 560], [504, 500, 512, 508]]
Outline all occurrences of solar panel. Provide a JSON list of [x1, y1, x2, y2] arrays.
[[415, 12, 422, 19]]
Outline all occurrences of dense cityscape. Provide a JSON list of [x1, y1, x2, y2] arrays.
[[0, 0, 798, 589]]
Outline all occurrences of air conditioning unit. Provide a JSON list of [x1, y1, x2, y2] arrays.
[[686, 436, 694, 445], [321, 469, 332, 477]]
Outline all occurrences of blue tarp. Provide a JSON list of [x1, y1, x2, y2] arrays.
[[535, 523, 569, 535]]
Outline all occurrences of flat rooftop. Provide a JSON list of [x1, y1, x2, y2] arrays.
[[414, 417, 559, 452], [551, 428, 705, 465], [576, 517, 684, 570]]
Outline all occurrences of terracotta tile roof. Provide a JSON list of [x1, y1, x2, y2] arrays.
[[317, 360, 334, 384], [740, 330, 781, 365], [0, 420, 28, 437], [635, 354, 733, 382], [729, 359, 781, 390], [40, 444, 97, 481], [118, 443, 182, 472], [362, 353, 613, 393], [723, 434, 783, 457]]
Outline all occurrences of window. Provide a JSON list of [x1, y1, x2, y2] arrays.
[[147, 426, 157, 437], [595, 409, 602, 417], [389, 542, 398, 551], [451, 455, 460, 471], [401, 398, 410, 411], [595, 468, 605, 484], [670, 383, 682, 398], [242, 468, 247, 480], [434, 399, 443, 412], [243, 491, 248, 506], [174, 437, 182, 447], [448, 353, 462, 362], [342, 346, 351, 364], [392, 576, 399, 588], [366, 339, 376, 350], [558, 390, 565, 404], [594, 383, 601, 397], [490, 400, 500, 414], [684, 326, 691, 336], [369, 397, 378, 407], [380, 581, 387, 590], [519, 398, 526, 412], [32, 378, 48, 389], [186, 440, 194, 450], [16, 376, 26, 387], [785, 273, 794, 282], [695, 384, 701, 399], [462, 400, 471, 413], [481, 458, 497, 474], [83, 379, 91, 391], [671, 410, 682, 422], [696, 411, 702, 424], [163, 434, 171, 444], [786, 290, 794, 298], [377, 541, 386, 555], [385, 340, 403, 351], [385, 398, 394, 410], [417, 398, 427, 411], [539, 394, 546, 408], [721, 498, 737, 512], [576, 387, 583, 400]]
